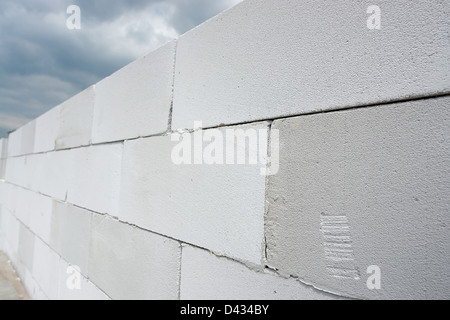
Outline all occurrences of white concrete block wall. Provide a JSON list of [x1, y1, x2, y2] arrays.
[[92, 41, 176, 144], [34, 106, 60, 153], [172, 0, 450, 130], [50, 201, 92, 276], [119, 122, 268, 265], [56, 87, 94, 150], [88, 214, 181, 300], [266, 97, 450, 300], [180, 245, 343, 300], [0, 139, 7, 181], [0, 0, 448, 300], [57, 258, 109, 300]]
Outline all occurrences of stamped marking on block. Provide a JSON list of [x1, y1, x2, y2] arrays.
[[320, 214, 360, 280]]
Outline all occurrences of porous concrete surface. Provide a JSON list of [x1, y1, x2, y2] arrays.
[[266, 96, 450, 299]]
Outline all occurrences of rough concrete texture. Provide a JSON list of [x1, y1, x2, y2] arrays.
[[1, 184, 52, 245], [0, 139, 6, 160], [1, 0, 449, 301], [34, 106, 60, 153], [56, 86, 95, 150], [27, 192, 53, 245], [32, 236, 60, 299], [88, 215, 181, 300], [266, 97, 450, 299], [180, 245, 345, 300], [119, 122, 268, 265], [7, 121, 36, 158], [172, 0, 450, 130], [92, 41, 176, 144]]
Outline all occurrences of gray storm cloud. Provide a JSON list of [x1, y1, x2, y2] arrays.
[[0, 0, 242, 137]]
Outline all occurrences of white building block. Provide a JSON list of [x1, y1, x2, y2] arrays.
[[7, 128, 22, 158], [92, 41, 176, 144], [266, 97, 450, 299], [8, 144, 123, 212], [56, 86, 94, 150], [2, 184, 50, 243], [28, 192, 53, 245], [88, 215, 181, 300], [0, 139, 6, 180], [20, 120, 36, 156], [0, 138, 7, 158], [180, 245, 342, 300], [36, 151, 69, 200], [5, 153, 46, 194], [32, 236, 61, 299], [119, 123, 268, 265], [8, 118, 35, 157], [172, 0, 450, 130], [57, 258, 110, 300], [34, 106, 60, 153], [50, 201, 91, 276], [8, 185, 32, 225], [23, 269, 48, 300], [0, 182, 12, 218], [18, 223, 35, 273], [66, 144, 123, 216]]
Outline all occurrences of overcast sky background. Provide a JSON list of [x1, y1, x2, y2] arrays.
[[0, 0, 242, 137]]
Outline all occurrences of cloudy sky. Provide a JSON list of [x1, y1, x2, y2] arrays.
[[0, 0, 242, 137]]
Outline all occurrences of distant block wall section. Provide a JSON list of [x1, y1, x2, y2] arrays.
[[0, 0, 449, 300]]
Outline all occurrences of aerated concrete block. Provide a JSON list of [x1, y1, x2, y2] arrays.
[[172, 0, 450, 130], [50, 201, 92, 276], [34, 106, 60, 153], [119, 122, 268, 265], [180, 245, 344, 300], [92, 41, 176, 143], [56, 86, 95, 150], [266, 96, 450, 299], [88, 215, 181, 300]]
